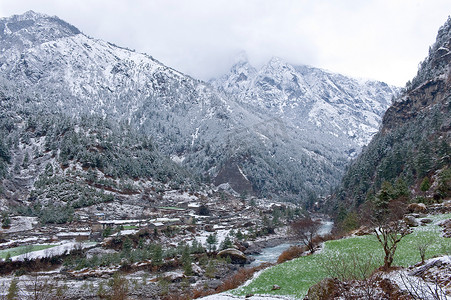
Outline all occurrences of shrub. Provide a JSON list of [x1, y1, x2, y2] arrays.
[[2, 212, 11, 229], [108, 273, 129, 300], [216, 268, 255, 293], [420, 177, 431, 192], [7, 278, 19, 300], [181, 246, 193, 276], [219, 236, 233, 250], [191, 288, 214, 298], [102, 226, 113, 237], [277, 245, 305, 264], [198, 204, 210, 216]]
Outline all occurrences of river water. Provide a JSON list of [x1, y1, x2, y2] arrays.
[[250, 220, 333, 266]]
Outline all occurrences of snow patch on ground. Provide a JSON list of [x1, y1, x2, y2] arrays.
[[237, 165, 249, 181], [193, 229, 232, 247], [171, 155, 186, 164], [163, 190, 198, 202], [0, 236, 40, 249], [11, 241, 97, 261], [2, 216, 38, 233]]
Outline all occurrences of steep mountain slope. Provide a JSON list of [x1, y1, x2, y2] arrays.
[[334, 17, 451, 212], [0, 11, 261, 193], [0, 11, 397, 201], [0, 91, 194, 221]]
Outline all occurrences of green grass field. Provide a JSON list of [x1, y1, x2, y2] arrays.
[[0, 244, 57, 259], [234, 213, 451, 299], [122, 225, 138, 230]]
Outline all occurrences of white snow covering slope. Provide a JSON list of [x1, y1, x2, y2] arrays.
[[10, 241, 97, 261]]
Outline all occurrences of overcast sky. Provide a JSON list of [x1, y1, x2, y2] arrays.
[[1, 0, 450, 86]]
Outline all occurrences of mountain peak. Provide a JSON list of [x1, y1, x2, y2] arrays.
[[263, 56, 294, 73], [222, 51, 257, 84], [408, 17, 451, 90], [233, 50, 249, 65], [0, 10, 399, 202], [0, 10, 81, 51], [212, 52, 399, 148], [19, 10, 50, 20], [267, 56, 285, 66], [1, 10, 54, 23]]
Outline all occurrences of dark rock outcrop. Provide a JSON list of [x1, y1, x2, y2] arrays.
[[305, 278, 340, 300]]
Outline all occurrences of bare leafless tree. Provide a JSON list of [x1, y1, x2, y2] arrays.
[[27, 273, 57, 300], [1, 274, 66, 300], [417, 238, 433, 264], [362, 200, 410, 270], [321, 251, 378, 282], [290, 217, 321, 253]]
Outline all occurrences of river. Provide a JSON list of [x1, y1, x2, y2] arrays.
[[250, 220, 333, 266]]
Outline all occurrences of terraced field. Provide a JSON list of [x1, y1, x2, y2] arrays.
[[233, 214, 451, 299]]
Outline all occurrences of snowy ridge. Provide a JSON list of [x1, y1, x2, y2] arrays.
[[0, 11, 399, 198], [211, 55, 399, 149]]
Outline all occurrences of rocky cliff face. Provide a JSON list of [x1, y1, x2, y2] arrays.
[[335, 17, 451, 210], [382, 79, 450, 133], [383, 17, 451, 133]]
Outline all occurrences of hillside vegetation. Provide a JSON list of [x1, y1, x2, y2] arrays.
[[330, 17, 451, 226], [0, 91, 193, 223]]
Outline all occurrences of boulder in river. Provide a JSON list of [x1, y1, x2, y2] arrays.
[[404, 215, 419, 227], [244, 244, 262, 255], [217, 248, 247, 264], [420, 218, 433, 224]]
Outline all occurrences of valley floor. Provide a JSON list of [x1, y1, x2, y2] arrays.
[[0, 199, 449, 299], [226, 209, 451, 299]]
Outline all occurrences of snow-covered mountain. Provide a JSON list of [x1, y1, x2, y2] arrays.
[[0, 11, 399, 201], [210, 54, 399, 150], [0, 11, 242, 170]]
